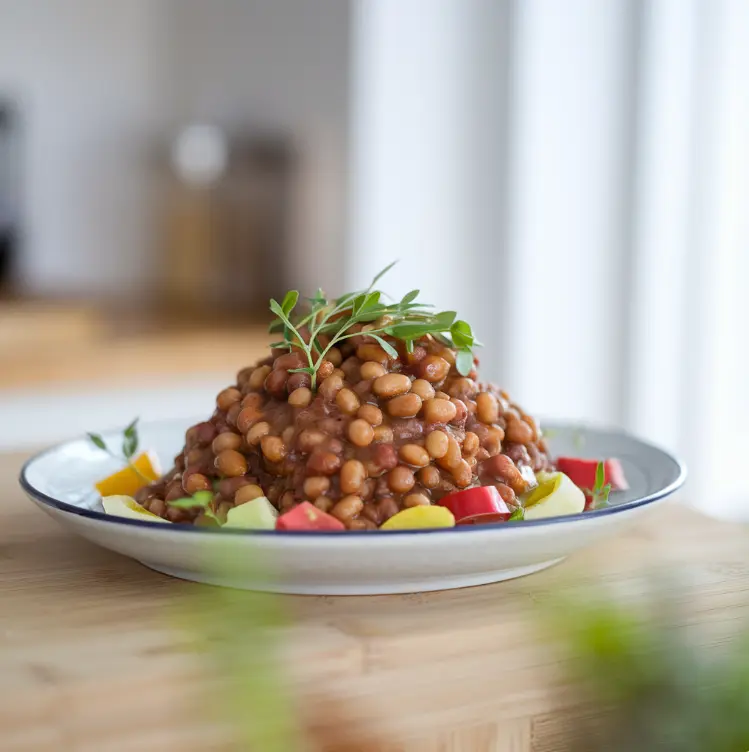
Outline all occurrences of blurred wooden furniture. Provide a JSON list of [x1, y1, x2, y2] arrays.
[[0, 299, 272, 390], [2, 453, 747, 752]]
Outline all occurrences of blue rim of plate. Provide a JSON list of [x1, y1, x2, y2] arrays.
[[19, 427, 687, 537]]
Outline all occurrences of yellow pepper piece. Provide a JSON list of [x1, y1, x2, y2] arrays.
[[380, 505, 455, 531], [95, 452, 160, 498], [102, 495, 169, 523]]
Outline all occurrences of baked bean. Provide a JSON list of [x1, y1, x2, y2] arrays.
[[325, 437, 344, 454], [216, 449, 247, 477], [378, 497, 400, 522], [418, 355, 450, 383], [373, 425, 394, 443], [318, 416, 346, 438], [347, 518, 377, 531], [462, 431, 480, 456], [422, 397, 457, 424], [317, 360, 335, 380], [274, 352, 305, 372], [282, 426, 295, 445], [307, 450, 342, 475], [319, 373, 344, 401], [387, 393, 422, 418], [399, 444, 430, 467], [303, 476, 331, 499], [418, 466, 441, 489], [216, 387, 242, 412], [404, 492, 431, 507], [372, 373, 412, 398], [360, 361, 386, 380], [360, 502, 381, 525], [241, 392, 263, 410], [341, 356, 362, 382], [438, 436, 462, 470], [326, 347, 343, 366], [288, 387, 312, 408], [183, 472, 211, 494], [435, 391, 450, 400], [348, 419, 374, 447], [371, 443, 398, 473], [148, 498, 166, 517], [336, 388, 360, 416], [340, 459, 367, 494], [476, 392, 500, 424], [505, 416, 534, 444], [261, 436, 287, 463], [279, 492, 296, 513], [357, 343, 392, 365], [166, 506, 188, 523], [248, 365, 272, 391], [425, 430, 449, 459], [476, 447, 490, 462], [494, 483, 516, 506], [287, 372, 311, 393], [439, 347, 456, 366], [331, 495, 363, 522], [332, 368, 346, 380], [226, 403, 242, 428], [194, 422, 216, 446], [237, 405, 263, 434], [450, 399, 468, 424], [484, 427, 504, 456], [212, 432, 242, 454], [234, 484, 265, 505], [504, 442, 531, 467], [388, 466, 416, 494], [314, 496, 334, 513], [360, 478, 376, 500], [406, 346, 427, 365], [452, 459, 473, 488], [523, 414, 540, 442], [219, 476, 252, 499], [246, 421, 271, 446], [357, 403, 383, 426], [297, 429, 327, 452], [481, 453, 525, 492], [264, 369, 288, 398], [410, 379, 435, 401], [448, 378, 478, 401]]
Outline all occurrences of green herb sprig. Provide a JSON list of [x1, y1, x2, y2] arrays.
[[584, 461, 612, 510], [88, 418, 150, 483], [268, 262, 481, 391], [508, 507, 525, 522], [167, 490, 221, 524]]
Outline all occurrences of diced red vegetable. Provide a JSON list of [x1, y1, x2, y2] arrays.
[[555, 457, 629, 492], [276, 501, 345, 532], [437, 486, 511, 525]]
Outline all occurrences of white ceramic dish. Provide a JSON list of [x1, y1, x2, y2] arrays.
[[20, 420, 685, 595]]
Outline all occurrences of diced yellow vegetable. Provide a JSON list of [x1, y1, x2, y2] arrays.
[[102, 495, 170, 523], [95, 452, 160, 498], [224, 497, 278, 530], [523, 472, 585, 520], [380, 505, 455, 531]]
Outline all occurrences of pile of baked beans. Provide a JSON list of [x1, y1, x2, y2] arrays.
[[135, 331, 553, 529]]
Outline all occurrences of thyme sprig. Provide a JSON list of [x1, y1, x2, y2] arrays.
[[268, 262, 481, 391], [584, 461, 612, 510], [88, 418, 151, 484]]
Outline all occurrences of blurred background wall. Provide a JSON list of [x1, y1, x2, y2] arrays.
[[0, 0, 747, 513]]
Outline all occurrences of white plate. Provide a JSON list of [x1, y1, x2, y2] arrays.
[[19, 420, 686, 595]]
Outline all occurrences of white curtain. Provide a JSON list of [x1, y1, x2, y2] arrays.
[[348, 0, 749, 515]]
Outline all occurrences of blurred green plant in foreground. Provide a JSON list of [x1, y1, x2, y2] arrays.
[[177, 547, 304, 752], [551, 583, 749, 752]]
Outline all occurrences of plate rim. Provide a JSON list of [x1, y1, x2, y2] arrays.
[[18, 420, 687, 538]]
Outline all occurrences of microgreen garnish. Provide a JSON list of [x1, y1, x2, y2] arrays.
[[88, 418, 150, 483], [583, 461, 612, 510], [268, 262, 481, 391], [508, 507, 525, 522], [167, 490, 221, 523]]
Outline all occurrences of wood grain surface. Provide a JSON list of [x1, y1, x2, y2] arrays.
[[2, 452, 748, 751]]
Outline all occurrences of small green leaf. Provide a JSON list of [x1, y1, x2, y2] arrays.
[[268, 341, 288, 349], [508, 508, 524, 522], [168, 491, 214, 509], [433, 310, 457, 329], [281, 290, 299, 316], [595, 461, 605, 492], [122, 418, 139, 459], [401, 289, 420, 306], [456, 349, 474, 376], [268, 320, 285, 334], [368, 261, 398, 291], [370, 334, 399, 359], [288, 367, 314, 375], [450, 320, 474, 349], [405, 339, 415, 354], [87, 433, 107, 451]]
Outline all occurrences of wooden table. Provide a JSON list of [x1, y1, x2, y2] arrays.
[[2, 450, 749, 752]]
